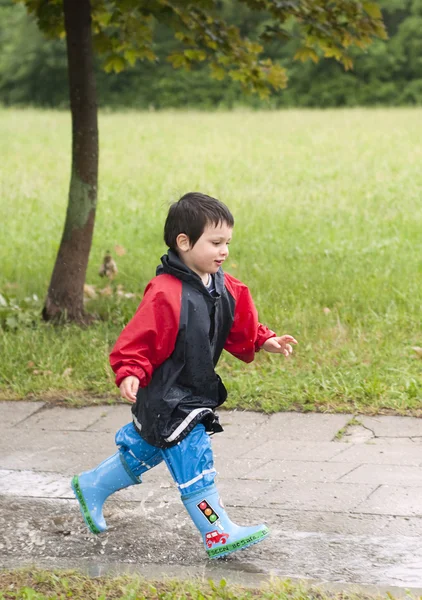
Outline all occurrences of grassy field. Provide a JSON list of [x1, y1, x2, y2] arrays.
[[0, 569, 407, 600], [0, 108, 421, 414]]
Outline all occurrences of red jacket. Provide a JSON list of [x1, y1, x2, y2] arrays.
[[110, 250, 275, 447]]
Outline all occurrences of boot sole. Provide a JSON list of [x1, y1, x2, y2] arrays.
[[206, 526, 269, 559], [71, 475, 103, 535]]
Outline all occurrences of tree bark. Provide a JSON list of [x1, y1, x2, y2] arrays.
[[43, 0, 98, 323]]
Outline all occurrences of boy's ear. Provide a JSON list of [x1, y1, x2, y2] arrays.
[[176, 233, 191, 252]]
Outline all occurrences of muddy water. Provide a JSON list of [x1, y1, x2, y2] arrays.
[[1, 492, 422, 591], [267, 530, 422, 587]]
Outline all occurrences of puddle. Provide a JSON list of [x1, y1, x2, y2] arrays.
[[2, 471, 422, 591], [266, 529, 422, 587]]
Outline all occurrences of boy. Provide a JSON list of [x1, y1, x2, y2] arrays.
[[72, 192, 297, 559]]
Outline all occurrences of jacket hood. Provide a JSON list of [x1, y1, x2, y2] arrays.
[[157, 249, 224, 297]]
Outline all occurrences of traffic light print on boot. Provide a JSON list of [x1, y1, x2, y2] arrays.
[[184, 485, 269, 559], [197, 499, 220, 524]]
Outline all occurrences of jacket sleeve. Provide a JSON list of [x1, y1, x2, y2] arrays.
[[109, 275, 181, 388], [223, 273, 276, 363]]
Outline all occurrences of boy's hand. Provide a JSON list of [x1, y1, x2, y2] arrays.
[[119, 376, 140, 403], [262, 335, 297, 357]]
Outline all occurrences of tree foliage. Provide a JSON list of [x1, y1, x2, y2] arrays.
[[1, 0, 387, 322], [5, 0, 387, 104]]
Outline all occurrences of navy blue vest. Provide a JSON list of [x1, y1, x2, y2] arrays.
[[132, 250, 235, 448]]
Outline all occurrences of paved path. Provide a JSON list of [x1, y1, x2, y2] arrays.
[[1, 402, 422, 592]]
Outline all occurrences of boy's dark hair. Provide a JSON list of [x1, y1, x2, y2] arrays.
[[164, 192, 234, 250]]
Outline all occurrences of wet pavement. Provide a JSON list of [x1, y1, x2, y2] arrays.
[[1, 401, 422, 593]]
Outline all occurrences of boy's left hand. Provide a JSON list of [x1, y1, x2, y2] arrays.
[[262, 335, 297, 357]]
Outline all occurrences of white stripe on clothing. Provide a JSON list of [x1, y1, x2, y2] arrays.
[[132, 414, 142, 431], [164, 407, 213, 443], [178, 468, 216, 490]]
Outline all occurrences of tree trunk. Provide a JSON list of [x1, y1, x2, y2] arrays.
[[43, 0, 98, 323]]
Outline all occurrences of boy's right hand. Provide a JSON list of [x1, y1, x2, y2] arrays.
[[119, 376, 139, 403]]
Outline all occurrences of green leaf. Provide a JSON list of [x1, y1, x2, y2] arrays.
[[167, 53, 189, 69], [266, 64, 288, 89], [247, 41, 263, 54], [210, 63, 225, 80], [95, 11, 112, 27], [103, 55, 126, 73], [363, 3, 383, 19], [184, 49, 207, 61], [294, 46, 319, 63], [229, 70, 247, 83], [124, 49, 139, 66]]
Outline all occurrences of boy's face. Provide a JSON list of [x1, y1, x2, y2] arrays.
[[176, 222, 232, 282]]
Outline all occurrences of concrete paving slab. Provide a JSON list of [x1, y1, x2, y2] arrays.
[[378, 515, 422, 536], [370, 437, 419, 445], [0, 401, 44, 426], [361, 416, 422, 438], [243, 440, 349, 462], [245, 460, 357, 483], [216, 478, 278, 507], [354, 485, 422, 517], [100, 481, 177, 507], [0, 469, 73, 498], [329, 442, 422, 466], [17, 406, 113, 431], [213, 457, 269, 479], [4, 465, 421, 537], [336, 424, 374, 444], [340, 464, 422, 486], [211, 435, 265, 458], [0, 465, 176, 504], [2, 405, 422, 590], [261, 412, 353, 442], [241, 508, 422, 537], [85, 405, 133, 432], [218, 410, 270, 438], [253, 481, 376, 512], [0, 430, 117, 473], [118, 479, 178, 504]]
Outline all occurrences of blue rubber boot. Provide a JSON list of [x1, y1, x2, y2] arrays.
[[71, 452, 136, 534], [71, 422, 162, 534], [182, 484, 269, 559], [162, 423, 269, 559]]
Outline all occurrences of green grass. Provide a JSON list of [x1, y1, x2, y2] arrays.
[[0, 569, 411, 600], [0, 108, 421, 413]]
